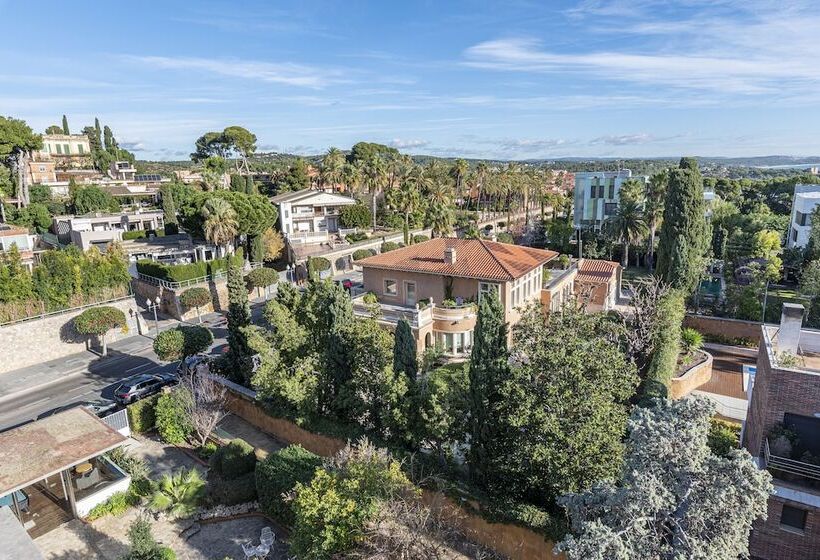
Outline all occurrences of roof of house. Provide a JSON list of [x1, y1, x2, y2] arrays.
[[0, 407, 127, 497], [576, 259, 620, 284], [270, 188, 356, 206], [0, 224, 29, 238], [357, 238, 557, 281]]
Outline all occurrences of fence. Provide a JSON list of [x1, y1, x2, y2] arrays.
[[763, 438, 820, 482], [101, 408, 131, 437], [0, 292, 134, 327], [137, 262, 264, 290]]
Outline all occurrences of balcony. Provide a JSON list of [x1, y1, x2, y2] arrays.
[[352, 294, 433, 329], [763, 438, 820, 488]]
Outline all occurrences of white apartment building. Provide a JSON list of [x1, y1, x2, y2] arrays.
[[572, 170, 647, 230], [271, 188, 357, 244], [39, 134, 91, 158], [52, 210, 165, 251], [787, 183, 820, 249]]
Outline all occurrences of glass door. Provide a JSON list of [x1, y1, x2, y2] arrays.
[[405, 282, 417, 306]]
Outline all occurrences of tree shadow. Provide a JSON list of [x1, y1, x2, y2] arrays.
[[58, 318, 90, 346], [207, 280, 223, 313]]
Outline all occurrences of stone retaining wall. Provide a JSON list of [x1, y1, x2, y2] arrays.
[[670, 350, 713, 400], [222, 381, 562, 560], [0, 297, 144, 374]]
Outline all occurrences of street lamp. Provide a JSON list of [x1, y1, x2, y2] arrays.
[[286, 264, 293, 283], [146, 296, 161, 335]]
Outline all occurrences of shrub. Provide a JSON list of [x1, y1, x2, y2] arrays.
[[153, 325, 213, 361], [178, 287, 211, 310], [106, 448, 149, 481], [681, 327, 704, 355], [644, 290, 686, 401], [340, 204, 372, 229], [412, 234, 429, 244], [86, 489, 140, 520], [164, 223, 179, 235], [256, 445, 322, 524], [707, 418, 740, 456], [210, 471, 258, 505], [122, 230, 147, 241], [198, 441, 218, 459], [362, 292, 378, 304], [380, 241, 402, 253], [558, 254, 570, 269], [246, 267, 279, 289], [307, 257, 331, 279], [127, 394, 161, 433], [155, 389, 193, 445], [352, 248, 375, 261], [149, 468, 206, 519], [74, 305, 127, 355], [136, 248, 244, 282], [210, 439, 257, 480], [496, 232, 514, 244], [345, 231, 368, 243]]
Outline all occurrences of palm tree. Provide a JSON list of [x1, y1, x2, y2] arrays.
[[604, 199, 648, 268], [450, 159, 468, 208], [475, 161, 489, 211], [645, 171, 668, 270], [388, 178, 422, 244], [149, 468, 206, 519], [341, 161, 362, 196], [361, 156, 387, 231], [427, 197, 454, 237], [201, 197, 238, 255], [321, 147, 344, 190]]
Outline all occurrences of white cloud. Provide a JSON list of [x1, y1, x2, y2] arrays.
[[123, 55, 344, 88], [388, 138, 430, 149]]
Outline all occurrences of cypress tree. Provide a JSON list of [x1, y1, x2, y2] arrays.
[[467, 290, 510, 486], [94, 117, 102, 146], [245, 176, 257, 195], [161, 187, 177, 226], [61, 114, 69, 135], [230, 174, 244, 192], [393, 318, 418, 381], [103, 125, 115, 154], [226, 260, 252, 383], [655, 157, 708, 293]]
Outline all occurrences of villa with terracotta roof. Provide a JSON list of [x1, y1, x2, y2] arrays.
[[574, 259, 622, 312], [355, 238, 558, 357]]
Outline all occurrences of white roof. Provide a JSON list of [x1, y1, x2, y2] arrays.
[[270, 189, 356, 206]]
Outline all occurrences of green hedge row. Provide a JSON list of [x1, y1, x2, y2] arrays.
[[137, 248, 244, 282], [126, 394, 161, 434], [644, 290, 686, 401]]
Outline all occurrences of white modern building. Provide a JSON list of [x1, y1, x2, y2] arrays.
[[787, 183, 820, 249], [271, 188, 357, 244], [572, 170, 648, 230], [52, 210, 165, 251]]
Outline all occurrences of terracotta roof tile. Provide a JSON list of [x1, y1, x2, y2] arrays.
[[576, 259, 620, 284], [358, 238, 557, 281]]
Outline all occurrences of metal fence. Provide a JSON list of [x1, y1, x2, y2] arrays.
[[763, 438, 820, 481], [137, 262, 263, 290], [101, 409, 131, 437], [0, 293, 134, 327]]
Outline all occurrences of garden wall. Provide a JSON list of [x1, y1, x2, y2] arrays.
[[683, 314, 763, 343], [669, 350, 713, 400], [0, 297, 144, 374], [221, 381, 562, 560]]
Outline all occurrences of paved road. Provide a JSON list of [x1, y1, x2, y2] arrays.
[[0, 300, 272, 432]]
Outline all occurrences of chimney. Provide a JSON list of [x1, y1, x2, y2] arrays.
[[444, 247, 457, 265], [779, 302, 804, 355]]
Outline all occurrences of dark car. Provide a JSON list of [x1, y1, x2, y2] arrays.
[[113, 373, 178, 404], [82, 399, 121, 417], [334, 278, 353, 292]]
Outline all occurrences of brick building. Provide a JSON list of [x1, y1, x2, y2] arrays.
[[742, 303, 820, 560]]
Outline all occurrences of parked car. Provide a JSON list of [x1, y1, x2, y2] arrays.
[[82, 399, 121, 418], [113, 373, 178, 404], [177, 354, 211, 377], [334, 278, 353, 292]]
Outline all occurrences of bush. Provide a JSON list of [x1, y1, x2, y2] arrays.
[[153, 325, 213, 362], [198, 441, 218, 459], [644, 290, 686, 401], [307, 257, 331, 279], [86, 489, 141, 520], [107, 448, 149, 481], [681, 327, 704, 354], [127, 394, 161, 433], [210, 439, 257, 480], [340, 204, 372, 229], [246, 267, 279, 289], [74, 306, 127, 336], [345, 231, 368, 243], [122, 230, 147, 241], [380, 241, 402, 253], [496, 232, 514, 244], [256, 445, 322, 525], [149, 468, 206, 519], [708, 418, 741, 456], [155, 389, 194, 445], [178, 287, 211, 310], [210, 471, 258, 505], [352, 248, 375, 261], [137, 248, 244, 282], [164, 223, 180, 235], [412, 234, 429, 244]]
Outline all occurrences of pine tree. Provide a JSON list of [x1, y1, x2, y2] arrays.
[[245, 175, 257, 195], [61, 114, 69, 135], [467, 291, 510, 485], [392, 318, 418, 381], [226, 260, 252, 383], [655, 157, 708, 292]]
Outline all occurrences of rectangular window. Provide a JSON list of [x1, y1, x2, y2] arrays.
[[479, 282, 500, 302], [405, 281, 416, 306], [77, 144, 84, 154], [608, 185, 615, 198], [384, 279, 397, 296], [780, 504, 807, 532], [55, 144, 62, 154], [63, 144, 70, 154], [604, 202, 618, 216]]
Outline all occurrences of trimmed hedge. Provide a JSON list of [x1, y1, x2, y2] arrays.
[[307, 257, 331, 279], [126, 394, 161, 434], [345, 232, 368, 243], [209, 471, 258, 505], [122, 230, 147, 241], [380, 241, 404, 253], [256, 444, 322, 525], [209, 439, 257, 480], [644, 290, 686, 401], [412, 234, 429, 244], [352, 248, 375, 261], [137, 248, 244, 282]]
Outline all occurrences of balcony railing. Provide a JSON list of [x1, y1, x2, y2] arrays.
[[763, 438, 820, 482], [352, 294, 433, 328]]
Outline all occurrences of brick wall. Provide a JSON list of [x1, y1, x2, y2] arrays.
[[683, 314, 762, 342], [749, 495, 820, 560]]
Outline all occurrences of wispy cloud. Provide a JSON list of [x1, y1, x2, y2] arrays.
[[589, 133, 683, 146], [123, 55, 346, 88], [388, 138, 430, 149]]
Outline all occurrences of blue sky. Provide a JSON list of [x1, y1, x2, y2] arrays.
[[2, 0, 818, 160]]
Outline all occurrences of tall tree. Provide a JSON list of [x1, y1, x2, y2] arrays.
[[61, 114, 69, 135], [223, 125, 256, 173], [451, 159, 468, 208], [226, 260, 252, 383], [655, 158, 708, 292], [392, 318, 417, 381], [161, 186, 177, 226], [0, 116, 42, 206], [387, 178, 421, 244], [604, 198, 647, 267], [467, 291, 510, 486], [557, 397, 772, 560], [645, 170, 668, 270], [201, 197, 238, 254]]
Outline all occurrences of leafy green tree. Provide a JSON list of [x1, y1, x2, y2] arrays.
[[557, 397, 772, 560], [712, 224, 728, 260], [152, 325, 213, 361], [339, 204, 372, 229], [45, 124, 63, 135], [73, 305, 126, 356], [467, 291, 510, 486], [149, 468, 206, 519], [245, 267, 278, 299], [655, 158, 708, 292], [155, 388, 194, 444], [222, 125, 257, 172], [392, 318, 417, 381], [413, 363, 469, 461], [751, 229, 783, 281], [178, 287, 210, 323], [387, 180, 421, 244], [499, 305, 638, 503], [71, 185, 119, 214], [251, 228, 284, 263], [0, 245, 34, 303], [605, 198, 647, 267], [229, 174, 245, 192], [121, 515, 175, 560], [226, 261, 252, 383], [191, 131, 230, 161], [201, 197, 238, 251], [0, 116, 42, 206]]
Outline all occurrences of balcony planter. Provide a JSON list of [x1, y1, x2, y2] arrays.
[[669, 350, 713, 399]]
